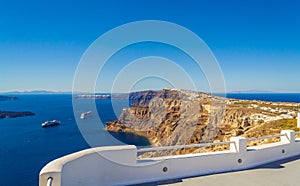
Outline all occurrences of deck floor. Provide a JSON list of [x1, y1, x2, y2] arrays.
[[134, 155, 300, 186], [167, 155, 300, 186]]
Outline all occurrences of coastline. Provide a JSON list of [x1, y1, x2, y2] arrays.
[[105, 89, 300, 156]]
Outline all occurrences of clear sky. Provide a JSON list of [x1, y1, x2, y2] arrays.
[[1, 0, 299, 93]]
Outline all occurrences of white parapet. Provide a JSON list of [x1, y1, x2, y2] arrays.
[[40, 130, 300, 186], [39, 145, 137, 186], [230, 136, 247, 153], [281, 130, 295, 143]]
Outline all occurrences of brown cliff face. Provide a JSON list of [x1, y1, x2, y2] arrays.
[[106, 89, 299, 156], [107, 89, 226, 146]]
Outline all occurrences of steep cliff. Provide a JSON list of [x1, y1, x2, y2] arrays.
[[108, 89, 229, 145], [106, 89, 299, 156]]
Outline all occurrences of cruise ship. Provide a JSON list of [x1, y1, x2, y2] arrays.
[[41, 120, 60, 127], [80, 111, 92, 119]]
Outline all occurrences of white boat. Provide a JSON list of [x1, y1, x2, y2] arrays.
[[41, 120, 60, 127], [80, 111, 92, 119]]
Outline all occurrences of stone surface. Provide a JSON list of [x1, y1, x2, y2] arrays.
[[159, 155, 300, 186]]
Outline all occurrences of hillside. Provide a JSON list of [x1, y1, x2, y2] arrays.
[[106, 89, 300, 156]]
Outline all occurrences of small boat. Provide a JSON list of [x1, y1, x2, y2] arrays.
[[41, 120, 60, 127], [80, 111, 92, 119]]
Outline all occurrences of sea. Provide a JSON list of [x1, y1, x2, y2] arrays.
[[0, 93, 300, 186]]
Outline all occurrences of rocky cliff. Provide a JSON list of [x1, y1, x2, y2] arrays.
[[106, 89, 299, 155], [107, 89, 234, 144]]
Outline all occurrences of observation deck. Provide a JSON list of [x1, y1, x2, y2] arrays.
[[40, 129, 300, 186]]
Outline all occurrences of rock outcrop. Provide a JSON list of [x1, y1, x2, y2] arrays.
[[106, 89, 300, 156], [107, 89, 226, 145]]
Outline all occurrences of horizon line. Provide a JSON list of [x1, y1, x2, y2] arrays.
[[1, 89, 300, 94]]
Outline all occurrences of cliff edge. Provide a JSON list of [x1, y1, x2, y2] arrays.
[[106, 89, 300, 155]]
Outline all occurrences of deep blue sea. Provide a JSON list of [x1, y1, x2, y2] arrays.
[[0, 93, 300, 186], [0, 95, 149, 186]]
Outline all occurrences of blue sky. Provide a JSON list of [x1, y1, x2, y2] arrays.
[[1, 0, 300, 93]]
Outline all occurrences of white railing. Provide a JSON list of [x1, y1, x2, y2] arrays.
[[137, 133, 291, 153], [247, 133, 287, 142], [295, 131, 300, 135], [39, 130, 300, 186], [137, 141, 233, 153]]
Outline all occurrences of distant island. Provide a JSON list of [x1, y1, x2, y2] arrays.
[[0, 95, 35, 119], [0, 111, 35, 119], [73, 93, 134, 100], [3, 90, 73, 94], [230, 90, 277, 93], [74, 94, 112, 99], [0, 95, 18, 101]]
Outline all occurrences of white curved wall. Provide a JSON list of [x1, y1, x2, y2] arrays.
[[40, 130, 300, 186]]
